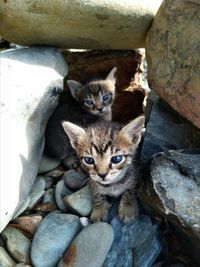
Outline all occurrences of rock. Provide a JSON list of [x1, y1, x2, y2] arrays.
[[55, 180, 72, 212], [58, 222, 114, 267], [63, 170, 88, 190], [0, 47, 67, 232], [0, 1, 162, 49], [42, 188, 55, 204], [63, 185, 93, 217], [13, 214, 43, 236], [139, 150, 200, 265], [43, 176, 55, 190], [0, 246, 16, 266], [141, 92, 200, 162], [1, 226, 31, 264], [28, 176, 46, 209], [103, 215, 161, 267], [146, 0, 200, 128], [31, 212, 81, 267], [16, 264, 32, 267], [39, 154, 60, 174]]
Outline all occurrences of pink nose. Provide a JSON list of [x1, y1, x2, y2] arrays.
[[98, 173, 107, 179]]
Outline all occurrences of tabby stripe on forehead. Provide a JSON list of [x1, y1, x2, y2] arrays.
[[91, 141, 112, 155], [89, 83, 101, 94]]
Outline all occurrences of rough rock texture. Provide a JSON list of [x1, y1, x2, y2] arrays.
[[141, 92, 200, 162], [0, 0, 162, 49], [0, 47, 67, 232], [61, 50, 145, 124], [146, 0, 200, 128], [139, 150, 200, 265]]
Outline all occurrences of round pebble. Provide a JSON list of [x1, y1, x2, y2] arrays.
[[39, 154, 60, 173], [0, 246, 16, 267], [63, 170, 88, 190], [55, 180, 72, 212], [31, 212, 82, 267]]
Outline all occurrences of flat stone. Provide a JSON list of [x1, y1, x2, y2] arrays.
[[103, 215, 161, 267], [0, 246, 16, 267], [31, 212, 82, 267], [63, 170, 88, 190], [58, 222, 114, 267], [28, 176, 46, 209], [63, 185, 93, 216], [13, 214, 43, 235], [1, 226, 31, 264], [39, 154, 60, 174], [55, 180, 72, 212]]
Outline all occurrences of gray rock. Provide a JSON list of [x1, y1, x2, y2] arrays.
[[0, 1, 162, 49], [0, 246, 16, 267], [31, 212, 82, 267], [0, 47, 67, 232], [55, 180, 72, 212], [103, 215, 161, 267], [139, 150, 200, 265], [28, 176, 46, 209], [58, 222, 114, 267], [39, 154, 60, 174], [141, 92, 200, 162], [63, 185, 93, 216], [43, 176, 55, 190], [42, 188, 55, 204], [1, 226, 31, 264], [16, 264, 32, 267], [63, 170, 88, 190]]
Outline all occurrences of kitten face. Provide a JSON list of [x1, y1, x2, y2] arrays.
[[62, 116, 144, 186], [67, 67, 117, 117]]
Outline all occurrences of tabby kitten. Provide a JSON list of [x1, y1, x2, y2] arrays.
[[45, 67, 117, 168], [62, 116, 144, 223]]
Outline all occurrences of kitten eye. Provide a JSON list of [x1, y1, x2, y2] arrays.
[[83, 156, 94, 165], [103, 94, 111, 102], [111, 155, 123, 164], [84, 99, 94, 106]]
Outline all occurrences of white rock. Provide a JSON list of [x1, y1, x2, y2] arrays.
[[0, 47, 68, 232]]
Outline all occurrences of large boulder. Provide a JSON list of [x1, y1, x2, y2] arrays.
[[0, 0, 162, 49], [146, 0, 200, 128], [0, 47, 67, 232]]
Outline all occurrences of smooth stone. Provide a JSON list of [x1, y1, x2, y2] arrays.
[[31, 212, 82, 267], [103, 215, 161, 267], [16, 264, 32, 267], [13, 214, 43, 235], [58, 222, 114, 267], [55, 180, 72, 212], [0, 246, 16, 266], [34, 202, 57, 212], [1, 226, 31, 264], [28, 176, 46, 209], [42, 188, 55, 204], [0, 47, 67, 232], [43, 176, 55, 190], [63, 185, 92, 216], [63, 170, 88, 190], [39, 154, 60, 174]]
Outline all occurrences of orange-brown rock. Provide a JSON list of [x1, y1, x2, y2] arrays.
[[13, 215, 43, 236], [146, 0, 200, 128]]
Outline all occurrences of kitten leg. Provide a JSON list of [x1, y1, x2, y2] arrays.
[[90, 194, 110, 222], [118, 189, 139, 223]]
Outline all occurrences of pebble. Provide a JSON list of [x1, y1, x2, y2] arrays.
[[0, 246, 16, 266], [63, 185, 93, 217], [28, 176, 46, 209], [55, 180, 72, 212], [43, 176, 55, 190], [1, 226, 31, 264], [31, 212, 82, 267], [13, 214, 43, 235], [39, 154, 60, 173], [42, 188, 55, 203], [16, 264, 32, 267], [58, 222, 114, 267], [63, 170, 88, 190]]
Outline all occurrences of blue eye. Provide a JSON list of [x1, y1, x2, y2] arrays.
[[111, 155, 123, 164], [83, 156, 94, 165], [103, 94, 111, 102], [84, 99, 94, 106]]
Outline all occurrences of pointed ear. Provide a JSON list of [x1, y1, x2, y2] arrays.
[[62, 121, 86, 150], [66, 80, 82, 100], [105, 67, 117, 86], [119, 116, 145, 145]]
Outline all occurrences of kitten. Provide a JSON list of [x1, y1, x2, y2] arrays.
[[44, 67, 117, 168], [62, 116, 144, 223]]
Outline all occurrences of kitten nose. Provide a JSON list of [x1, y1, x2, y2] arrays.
[[97, 107, 103, 112], [98, 173, 107, 179]]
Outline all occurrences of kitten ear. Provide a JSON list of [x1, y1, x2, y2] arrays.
[[66, 80, 82, 100], [119, 116, 145, 145], [105, 67, 117, 86], [62, 121, 86, 150]]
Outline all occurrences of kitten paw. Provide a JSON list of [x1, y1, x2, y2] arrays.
[[118, 204, 139, 223], [90, 208, 108, 222]]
